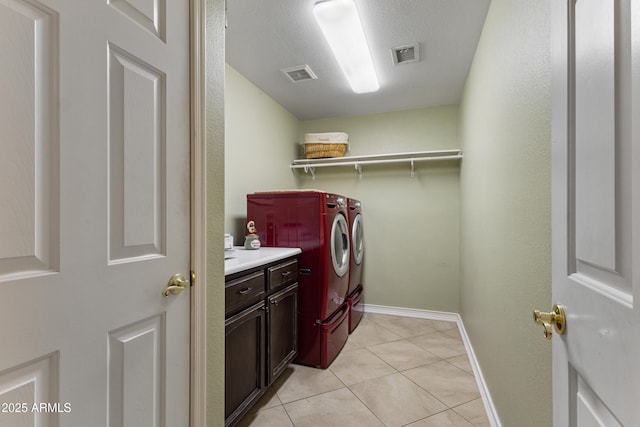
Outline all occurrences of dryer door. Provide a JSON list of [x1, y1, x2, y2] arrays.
[[331, 213, 350, 277], [351, 213, 364, 265]]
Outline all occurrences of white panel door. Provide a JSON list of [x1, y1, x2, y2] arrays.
[[0, 0, 190, 426], [551, 0, 639, 425]]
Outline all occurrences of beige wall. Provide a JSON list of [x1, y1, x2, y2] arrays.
[[458, 0, 552, 425], [300, 107, 461, 312], [224, 64, 300, 243]]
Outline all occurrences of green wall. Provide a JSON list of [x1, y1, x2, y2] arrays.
[[458, 0, 552, 425], [223, 2, 554, 422], [224, 65, 300, 243], [224, 66, 462, 313], [224, 66, 463, 313], [299, 107, 461, 312], [206, 0, 225, 425]]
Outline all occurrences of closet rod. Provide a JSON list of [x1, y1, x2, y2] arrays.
[[290, 154, 462, 169]]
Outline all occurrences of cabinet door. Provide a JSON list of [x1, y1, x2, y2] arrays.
[[225, 301, 266, 427], [268, 283, 298, 385]]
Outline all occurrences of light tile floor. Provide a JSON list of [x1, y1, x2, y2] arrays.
[[238, 312, 491, 427]]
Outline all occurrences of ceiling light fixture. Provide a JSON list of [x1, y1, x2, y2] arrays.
[[313, 0, 379, 94]]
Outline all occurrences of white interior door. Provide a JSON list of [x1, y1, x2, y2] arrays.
[[0, 0, 191, 426], [551, 0, 639, 424]]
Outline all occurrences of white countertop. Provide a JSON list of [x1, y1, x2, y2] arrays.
[[224, 246, 301, 276]]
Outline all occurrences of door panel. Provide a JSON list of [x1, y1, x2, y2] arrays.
[[574, 0, 617, 271], [0, 0, 58, 279], [268, 283, 298, 384], [108, 42, 166, 262], [552, 0, 639, 424], [574, 372, 623, 427], [108, 315, 165, 427], [0, 0, 190, 425], [225, 302, 266, 425], [107, 0, 165, 41], [0, 353, 59, 427]]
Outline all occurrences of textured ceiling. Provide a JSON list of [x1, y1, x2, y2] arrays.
[[225, 0, 491, 120]]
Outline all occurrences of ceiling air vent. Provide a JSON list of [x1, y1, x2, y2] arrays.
[[392, 43, 420, 66], [281, 65, 318, 83]]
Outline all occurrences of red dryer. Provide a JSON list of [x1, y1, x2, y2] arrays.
[[247, 191, 351, 368], [347, 198, 364, 333]]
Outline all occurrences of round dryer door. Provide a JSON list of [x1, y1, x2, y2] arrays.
[[331, 213, 350, 277], [352, 213, 364, 265]]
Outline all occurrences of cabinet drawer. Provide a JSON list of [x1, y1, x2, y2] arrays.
[[268, 259, 298, 291], [226, 271, 265, 315]]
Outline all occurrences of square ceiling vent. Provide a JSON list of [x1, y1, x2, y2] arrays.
[[281, 65, 318, 83], [392, 43, 420, 66]]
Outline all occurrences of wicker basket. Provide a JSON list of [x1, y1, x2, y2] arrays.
[[303, 132, 349, 159], [304, 143, 347, 159]]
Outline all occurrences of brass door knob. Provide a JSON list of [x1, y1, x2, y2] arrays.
[[162, 273, 189, 297], [533, 304, 566, 339]]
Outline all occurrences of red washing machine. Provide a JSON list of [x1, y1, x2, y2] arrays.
[[247, 191, 351, 368], [347, 198, 364, 333]]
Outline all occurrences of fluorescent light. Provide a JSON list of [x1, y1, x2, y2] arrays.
[[313, 0, 380, 94]]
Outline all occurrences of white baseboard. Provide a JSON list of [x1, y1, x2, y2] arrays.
[[363, 304, 502, 427], [364, 303, 459, 322]]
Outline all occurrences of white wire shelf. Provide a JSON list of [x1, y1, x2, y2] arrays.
[[290, 149, 463, 180]]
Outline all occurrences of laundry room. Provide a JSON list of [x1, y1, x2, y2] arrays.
[[222, 0, 552, 426], [225, 71, 461, 312]]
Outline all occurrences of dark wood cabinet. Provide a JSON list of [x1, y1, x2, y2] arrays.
[[225, 256, 298, 427], [268, 283, 298, 384], [225, 301, 266, 426]]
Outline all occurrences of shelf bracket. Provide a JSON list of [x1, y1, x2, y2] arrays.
[[303, 165, 316, 181], [410, 159, 415, 178], [355, 163, 363, 179]]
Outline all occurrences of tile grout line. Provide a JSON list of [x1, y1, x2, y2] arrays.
[[239, 310, 493, 426], [365, 306, 501, 426]]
